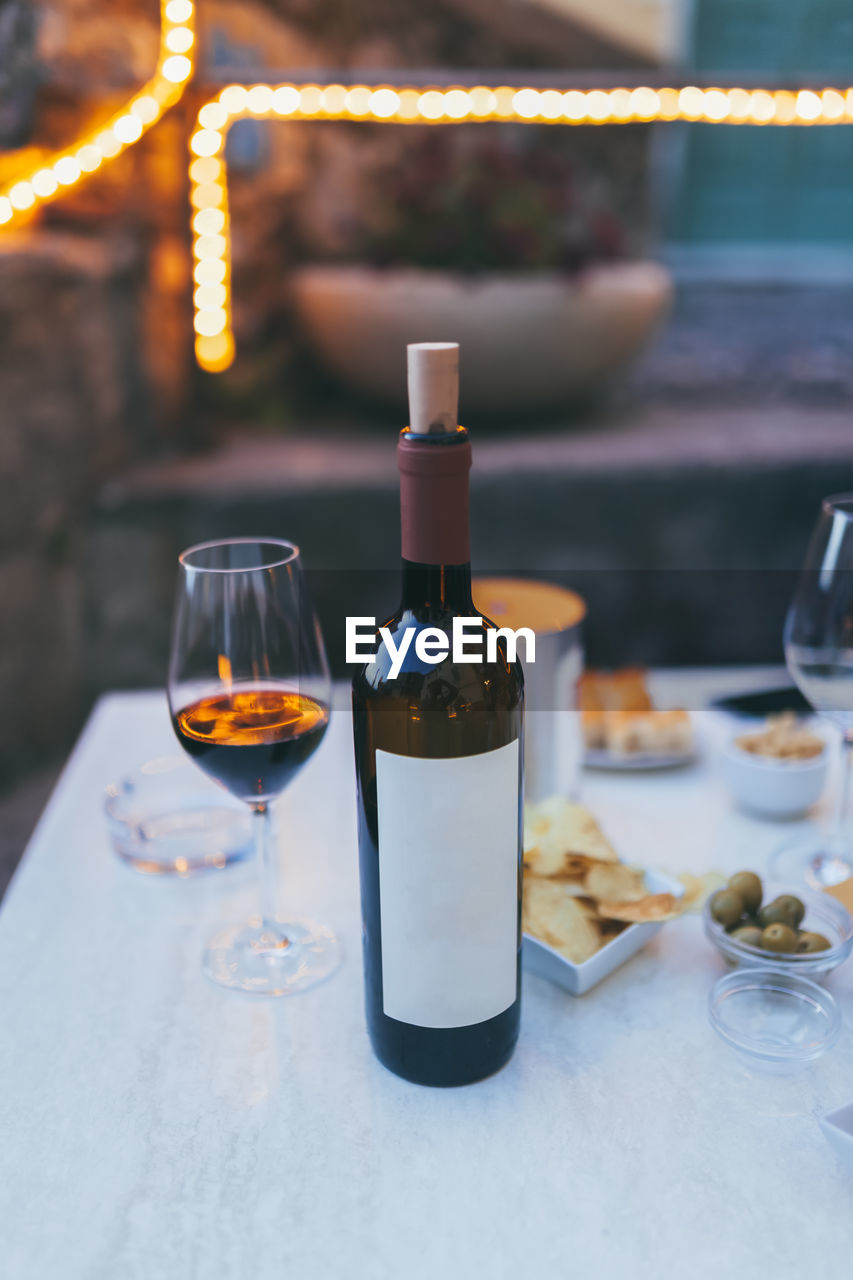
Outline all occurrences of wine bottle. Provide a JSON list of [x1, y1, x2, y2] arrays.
[[352, 342, 524, 1086]]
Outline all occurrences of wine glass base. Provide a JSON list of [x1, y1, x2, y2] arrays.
[[203, 918, 341, 996], [768, 836, 853, 890]]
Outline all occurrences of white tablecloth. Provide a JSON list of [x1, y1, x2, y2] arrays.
[[1, 670, 851, 1279]]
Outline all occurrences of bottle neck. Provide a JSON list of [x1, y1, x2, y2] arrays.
[[400, 561, 474, 613], [397, 426, 472, 567]]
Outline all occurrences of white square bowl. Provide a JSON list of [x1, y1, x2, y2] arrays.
[[522, 868, 685, 996]]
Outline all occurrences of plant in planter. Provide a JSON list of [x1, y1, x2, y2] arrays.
[[361, 129, 626, 275], [291, 127, 672, 418]]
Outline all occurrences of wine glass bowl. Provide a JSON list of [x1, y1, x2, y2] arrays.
[[784, 495, 853, 736], [168, 538, 340, 995], [173, 687, 329, 803], [771, 496, 853, 887]]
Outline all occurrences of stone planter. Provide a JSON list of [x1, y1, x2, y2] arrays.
[[292, 262, 673, 417]]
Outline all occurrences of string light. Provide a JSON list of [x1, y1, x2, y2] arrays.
[[370, 88, 401, 118], [0, 0, 196, 231], [131, 95, 160, 124], [320, 85, 348, 114], [113, 116, 144, 145], [165, 27, 194, 54], [192, 208, 225, 235], [702, 89, 730, 121], [631, 87, 660, 119], [796, 90, 823, 122], [272, 86, 299, 116], [247, 85, 275, 115], [299, 86, 323, 115], [191, 78, 853, 373], [76, 146, 103, 173], [822, 89, 845, 120], [54, 157, 81, 186], [470, 87, 497, 117], [198, 103, 229, 131], [726, 89, 752, 121], [96, 130, 122, 159], [190, 130, 223, 158], [417, 90, 445, 121], [9, 182, 35, 211], [587, 90, 614, 122], [190, 157, 224, 184], [162, 55, 192, 84], [539, 90, 564, 121], [194, 258, 227, 285], [31, 169, 58, 197], [774, 92, 797, 125], [562, 90, 587, 122], [749, 90, 776, 123], [345, 87, 372, 117]]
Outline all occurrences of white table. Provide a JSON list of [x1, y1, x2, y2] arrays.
[[2, 670, 852, 1280]]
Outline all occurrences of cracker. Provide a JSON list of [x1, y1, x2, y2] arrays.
[[595, 893, 680, 923], [522, 878, 603, 964]]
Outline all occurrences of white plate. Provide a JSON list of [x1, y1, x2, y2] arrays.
[[522, 868, 685, 996], [583, 748, 696, 772]]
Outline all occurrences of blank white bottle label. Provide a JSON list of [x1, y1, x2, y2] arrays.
[[376, 739, 520, 1028]]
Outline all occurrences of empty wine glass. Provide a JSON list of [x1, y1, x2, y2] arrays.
[[168, 537, 340, 994], [770, 496, 853, 888]]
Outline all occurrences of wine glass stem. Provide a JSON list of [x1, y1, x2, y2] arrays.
[[253, 803, 287, 945], [829, 735, 853, 854]]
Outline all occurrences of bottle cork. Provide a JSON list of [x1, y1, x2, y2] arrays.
[[406, 343, 459, 435]]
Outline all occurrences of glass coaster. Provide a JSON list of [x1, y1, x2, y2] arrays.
[[708, 966, 840, 1074], [104, 756, 253, 875]]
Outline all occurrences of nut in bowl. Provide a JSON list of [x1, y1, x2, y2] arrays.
[[721, 716, 828, 819], [704, 873, 853, 979]]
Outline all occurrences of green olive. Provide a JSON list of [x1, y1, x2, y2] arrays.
[[727, 871, 763, 914], [761, 922, 798, 953], [774, 894, 806, 929], [796, 931, 832, 954], [758, 899, 799, 929], [731, 925, 764, 948], [710, 888, 745, 930]]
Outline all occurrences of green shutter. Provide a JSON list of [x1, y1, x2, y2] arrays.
[[672, 0, 853, 242]]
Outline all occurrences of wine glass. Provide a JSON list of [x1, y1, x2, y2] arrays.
[[168, 537, 340, 994], [770, 495, 853, 888]]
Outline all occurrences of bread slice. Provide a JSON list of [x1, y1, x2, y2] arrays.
[[606, 709, 692, 757], [578, 669, 653, 713]]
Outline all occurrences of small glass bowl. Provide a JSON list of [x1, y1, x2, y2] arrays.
[[104, 756, 253, 875], [703, 880, 853, 979], [709, 967, 841, 1073]]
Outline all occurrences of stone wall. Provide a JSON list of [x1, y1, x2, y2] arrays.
[[0, 234, 146, 779], [0, 0, 37, 146]]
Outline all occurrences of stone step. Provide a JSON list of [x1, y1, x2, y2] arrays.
[[86, 403, 853, 687]]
